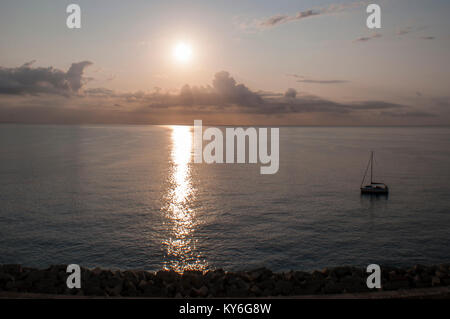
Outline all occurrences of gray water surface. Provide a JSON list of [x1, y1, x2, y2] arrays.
[[1, 124, 449, 272]]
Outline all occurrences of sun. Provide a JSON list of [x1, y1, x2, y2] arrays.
[[173, 42, 193, 64]]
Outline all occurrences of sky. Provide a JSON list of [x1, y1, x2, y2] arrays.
[[0, 0, 449, 125]]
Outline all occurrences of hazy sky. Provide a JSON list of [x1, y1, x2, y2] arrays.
[[0, 0, 449, 125]]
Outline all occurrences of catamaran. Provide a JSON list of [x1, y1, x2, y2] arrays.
[[360, 151, 389, 194]]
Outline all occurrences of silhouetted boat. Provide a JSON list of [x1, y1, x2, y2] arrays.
[[360, 151, 389, 194]]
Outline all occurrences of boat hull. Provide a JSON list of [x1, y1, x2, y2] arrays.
[[360, 187, 389, 194]]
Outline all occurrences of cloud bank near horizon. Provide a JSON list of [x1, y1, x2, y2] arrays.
[[0, 61, 440, 125]]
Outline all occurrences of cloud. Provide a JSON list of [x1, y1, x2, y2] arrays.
[[0, 61, 92, 96], [259, 10, 319, 27], [396, 26, 414, 36], [1, 62, 436, 125], [396, 25, 429, 37], [354, 33, 382, 42], [115, 72, 405, 116], [84, 87, 116, 97], [380, 111, 436, 118], [420, 36, 435, 40], [287, 74, 348, 84], [256, 1, 367, 29], [297, 79, 348, 84], [284, 88, 297, 98]]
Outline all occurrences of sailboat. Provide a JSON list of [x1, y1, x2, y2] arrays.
[[360, 151, 389, 194]]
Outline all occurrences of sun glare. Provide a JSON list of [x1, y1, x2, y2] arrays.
[[173, 42, 193, 64]]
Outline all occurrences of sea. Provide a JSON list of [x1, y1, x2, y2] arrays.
[[1, 124, 449, 272]]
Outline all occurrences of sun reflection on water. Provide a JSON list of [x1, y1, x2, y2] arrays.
[[162, 125, 207, 273]]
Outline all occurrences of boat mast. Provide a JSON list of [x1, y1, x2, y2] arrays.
[[370, 151, 373, 184]]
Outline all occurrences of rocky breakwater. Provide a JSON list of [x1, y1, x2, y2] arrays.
[[0, 264, 449, 297]]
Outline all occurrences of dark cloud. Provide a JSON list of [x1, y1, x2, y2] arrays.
[[354, 33, 382, 43], [396, 25, 429, 37], [212, 71, 263, 106], [396, 26, 414, 36], [288, 74, 348, 84], [0, 61, 92, 96], [345, 101, 406, 110], [284, 88, 297, 98], [84, 87, 116, 97], [297, 79, 348, 84], [257, 1, 366, 29], [260, 15, 290, 27], [260, 10, 318, 27], [134, 71, 264, 108]]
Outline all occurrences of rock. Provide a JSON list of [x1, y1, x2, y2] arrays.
[[31, 275, 59, 294], [123, 270, 139, 285], [91, 267, 103, 277], [248, 268, 272, 281], [249, 284, 262, 297], [138, 279, 148, 291], [25, 270, 46, 283], [226, 286, 248, 297], [191, 285, 209, 298], [311, 270, 325, 280], [304, 279, 323, 294], [431, 276, 441, 287], [84, 284, 105, 296], [330, 266, 352, 278], [322, 281, 347, 294], [284, 271, 295, 281], [76, 289, 84, 296], [122, 280, 137, 296], [340, 276, 368, 293], [351, 268, 364, 278], [0, 272, 15, 286], [412, 264, 426, 273], [383, 277, 410, 291], [142, 283, 163, 297], [274, 280, 294, 295], [1, 264, 23, 276], [106, 283, 123, 296], [208, 279, 225, 297], [175, 292, 183, 298], [5, 280, 16, 290], [156, 270, 179, 283], [258, 279, 274, 291], [435, 271, 447, 280], [100, 269, 115, 279], [105, 275, 122, 289], [438, 264, 449, 273], [236, 271, 251, 282], [182, 272, 203, 289], [293, 271, 310, 282], [13, 279, 32, 291], [184, 269, 203, 276]]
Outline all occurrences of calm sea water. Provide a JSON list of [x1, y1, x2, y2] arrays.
[[0, 124, 449, 272]]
